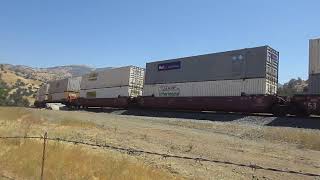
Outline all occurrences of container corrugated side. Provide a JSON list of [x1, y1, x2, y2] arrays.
[[309, 73, 320, 94], [49, 92, 66, 101], [49, 92, 79, 101], [67, 77, 82, 92], [80, 86, 130, 99], [48, 78, 69, 94], [143, 78, 268, 97], [81, 66, 132, 90], [309, 38, 320, 75], [145, 46, 270, 85], [129, 67, 145, 97], [48, 77, 81, 94], [38, 84, 50, 96]]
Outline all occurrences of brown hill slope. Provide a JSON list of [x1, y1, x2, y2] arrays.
[[3, 64, 95, 82], [0, 64, 111, 106], [0, 65, 42, 105]]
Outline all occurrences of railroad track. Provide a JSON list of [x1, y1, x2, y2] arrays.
[[76, 107, 320, 129]]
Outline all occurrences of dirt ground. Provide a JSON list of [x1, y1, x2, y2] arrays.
[[0, 107, 319, 180]]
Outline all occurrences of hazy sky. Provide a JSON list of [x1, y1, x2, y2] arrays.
[[0, 0, 319, 83]]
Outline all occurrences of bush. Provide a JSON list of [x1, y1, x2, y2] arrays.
[[0, 77, 30, 107], [277, 77, 308, 96]]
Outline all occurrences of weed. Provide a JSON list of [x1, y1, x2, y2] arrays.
[[0, 139, 182, 180], [59, 118, 97, 128], [185, 143, 194, 153]]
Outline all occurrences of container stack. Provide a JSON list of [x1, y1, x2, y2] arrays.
[[36, 83, 50, 102], [80, 66, 145, 99], [47, 77, 82, 101], [143, 46, 279, 97], [309, 38, 320, 94]]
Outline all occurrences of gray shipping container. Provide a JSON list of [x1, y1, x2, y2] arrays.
[[38, 83, 50, 96], [145, 46, 279, 86], [48, 77, 82, 94], [309, 38, 320, 75], [309, 73, 320, 94]]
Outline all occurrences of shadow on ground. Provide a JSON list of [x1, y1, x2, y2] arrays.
[[83, 108, 320, 130], [86, 108, 246, 122], [266, 116, 320, 130]]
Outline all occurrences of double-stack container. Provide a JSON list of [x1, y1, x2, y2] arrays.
[[138, 46, 280, 113], [309, 38, 320, 94], [79, 66, 144, 107], [143, 46, 279, 97], [48, 77, 82, 102]]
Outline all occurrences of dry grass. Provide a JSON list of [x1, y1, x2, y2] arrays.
[[0, 107, 45, 137], [0, 107, 31, 121], [0, 107, 182, 179], [0, 107, 319, 179], [165, 120, 320, 151], [0, 139, 181, 180], [257, 128, 320, 150], [59, 118, 98, 128]]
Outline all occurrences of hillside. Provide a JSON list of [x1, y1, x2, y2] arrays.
[[278, 78, 308, 96], [3, 64, 96, 82], [0, 65, 42, 106], [0, 64, 111, 106]]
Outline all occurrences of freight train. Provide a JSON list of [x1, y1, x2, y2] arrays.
[[34, 41, 320, 117]]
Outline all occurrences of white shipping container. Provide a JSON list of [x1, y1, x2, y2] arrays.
[[80, 86, 130, 99], [81, 66, 145, 90], [48, 77, 82, 94], [143, 78, 275, 97], [309, 38, 320, 75]]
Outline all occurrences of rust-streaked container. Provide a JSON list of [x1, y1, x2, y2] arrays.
[[137, 95, 281, 113]]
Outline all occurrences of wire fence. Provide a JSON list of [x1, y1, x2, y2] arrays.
[[0, 133, 319, 179]]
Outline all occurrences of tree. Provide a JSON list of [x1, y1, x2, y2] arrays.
[[0, 75, 8, 106], [277, 77, 307, 96], [0, 74, 31, 107]]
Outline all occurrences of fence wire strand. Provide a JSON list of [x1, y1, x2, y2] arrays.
[[0, 135, 319, 178]]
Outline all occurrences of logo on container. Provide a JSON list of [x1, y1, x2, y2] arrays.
[[159, 85, 180, 97], [158, 61, 181, 71]]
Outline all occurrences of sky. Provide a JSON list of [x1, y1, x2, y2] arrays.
[[0, 0, 319, 83]]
